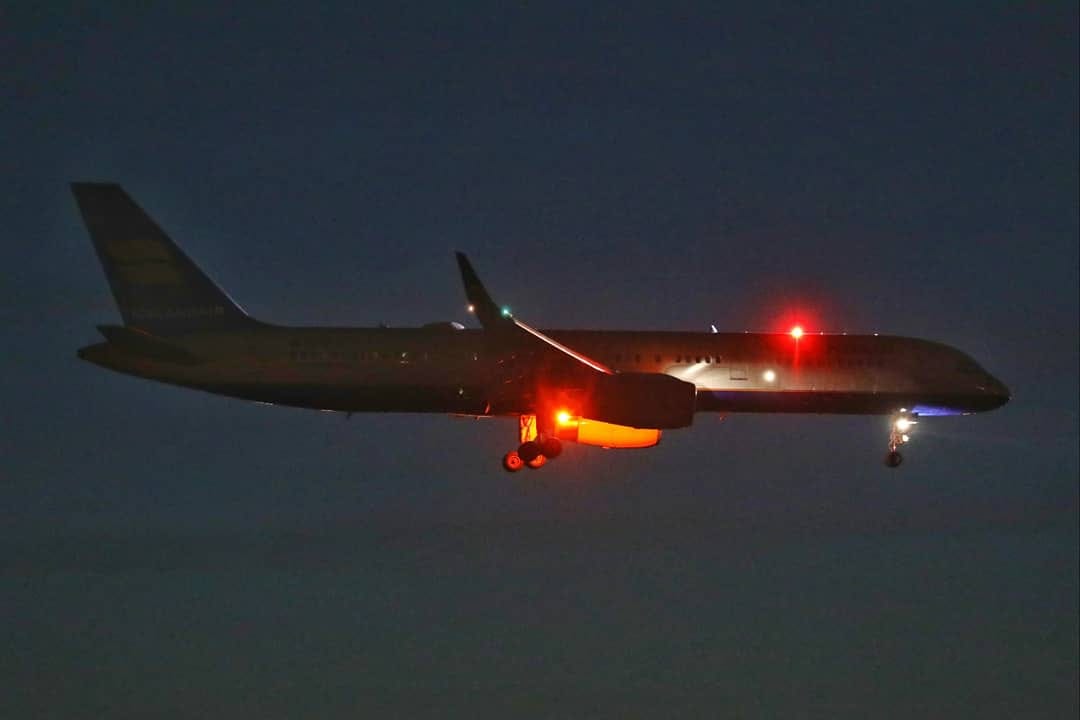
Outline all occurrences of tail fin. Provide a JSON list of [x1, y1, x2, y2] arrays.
[[71, 183, 258, 334]]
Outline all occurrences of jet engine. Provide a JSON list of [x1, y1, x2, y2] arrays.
[[583, 372, 696, 429], [553, 416, 662, 449]]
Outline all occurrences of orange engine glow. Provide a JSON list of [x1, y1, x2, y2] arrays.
[[554, 415, 661, 449], [790, 325, 804, 339]]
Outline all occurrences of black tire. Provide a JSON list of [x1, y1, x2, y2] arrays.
[[502, 451, 524, 472], [518, 441, 542, 463], [539, 437, 563, 459], [525, 454, 547, 470]]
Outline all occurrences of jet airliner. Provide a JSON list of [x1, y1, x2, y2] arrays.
[[72, 183, 1009, 471]]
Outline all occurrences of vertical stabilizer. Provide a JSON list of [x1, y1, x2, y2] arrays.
[[71, 183, 257, 334]]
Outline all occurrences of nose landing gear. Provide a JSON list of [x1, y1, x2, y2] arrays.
[[885, 412, 917, 468], [501, 415, 562, 472]]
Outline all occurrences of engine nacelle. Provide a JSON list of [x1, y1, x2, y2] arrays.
[[554, 417, 662, 449], [584, 372, 696, 429]]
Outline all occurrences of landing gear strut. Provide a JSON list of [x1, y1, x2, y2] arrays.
[[501, 415, 562, 472], [885, 411, 917, 468]]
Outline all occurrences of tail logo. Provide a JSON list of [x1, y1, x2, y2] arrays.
[[106, 237, 184, 286]]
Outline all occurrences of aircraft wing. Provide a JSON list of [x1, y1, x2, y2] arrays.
[[455, 252, 614, 375]]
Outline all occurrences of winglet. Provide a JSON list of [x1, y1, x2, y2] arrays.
[[454, 252, 614, 374], [455, 252, 513, 331]]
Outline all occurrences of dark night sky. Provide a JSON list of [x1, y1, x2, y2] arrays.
[[2, 2, 1077, 717]]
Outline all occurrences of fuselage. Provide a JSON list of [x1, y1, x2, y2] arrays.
[[78, 323, 1010, 419], [69, 183, 1012, 470]]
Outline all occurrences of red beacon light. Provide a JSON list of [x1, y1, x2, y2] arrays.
[[790, 326, 804, 339]]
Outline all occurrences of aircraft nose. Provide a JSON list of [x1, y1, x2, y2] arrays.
[[987, 375, 1010, 407]]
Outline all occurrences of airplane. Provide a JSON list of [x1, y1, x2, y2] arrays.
[[71, 183, 1010, 471]]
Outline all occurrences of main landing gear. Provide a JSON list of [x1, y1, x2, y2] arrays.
[[885, 411, 917, 468], [502, 415, 563, 472]]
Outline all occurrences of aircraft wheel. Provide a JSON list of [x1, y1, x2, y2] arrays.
[[884, 451, 903, 468], [502, 451, 525, 472], [539, 437, 563, 459], [518, 440, 542, 463], [525, 454, 547, 470]]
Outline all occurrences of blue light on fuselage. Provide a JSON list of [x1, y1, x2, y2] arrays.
[[911, 404, 965, 417]]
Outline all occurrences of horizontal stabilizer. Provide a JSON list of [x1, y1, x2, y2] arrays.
[[95, 325, 202, 365]]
